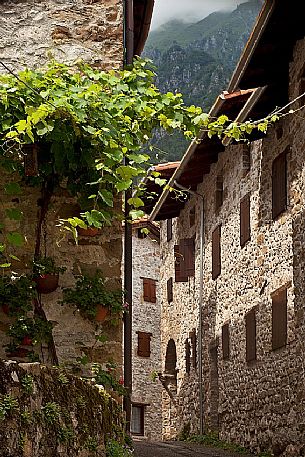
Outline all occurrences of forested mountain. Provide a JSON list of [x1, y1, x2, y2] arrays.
[[144, 0, 262, 162]]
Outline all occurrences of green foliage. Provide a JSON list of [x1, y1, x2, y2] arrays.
[[57, 426, 75, 444], [32, 256, 66, 276], [106, 439, 133, 457], [62, 271, 123, 321], [41, 402, 61, 425], [58, 372, 69, 385], [8, 316, 53, 345], [92, 362, 126, 396], [84, 436, 98, 452], [0, 394, 18, 420], [20, 374, 34, 395], [185, 433, 249, 454], [0, 274, 35, 316], [20, 410, 32, 425]]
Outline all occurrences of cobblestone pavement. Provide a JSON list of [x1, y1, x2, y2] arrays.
[[133, 440, 253, 457]]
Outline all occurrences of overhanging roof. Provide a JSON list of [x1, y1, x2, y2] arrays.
[[134, 0, 155, 56]]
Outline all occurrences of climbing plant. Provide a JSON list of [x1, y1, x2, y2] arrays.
[[0, 57, 279, 262]]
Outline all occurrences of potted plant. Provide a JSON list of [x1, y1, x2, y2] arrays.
[[8, 316, 53, 346], [32, 256, 66, 294], [77, 226, 101, 237], [62, 271, 123, 322], [0, 275, 35, 316], [5, 342, 30, 359]]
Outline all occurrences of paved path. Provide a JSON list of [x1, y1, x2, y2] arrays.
[[133, 440, 252, 457]]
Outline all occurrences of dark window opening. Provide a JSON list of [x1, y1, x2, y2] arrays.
[[272, 288, 287, 351], [143, 278, 156, 303], [246, 309, 257, 363], [240, 194, 251, 247], [167, 277, 173, 303], [242, 144, 251, 177], [190, 329, 197, 369], [212, 225, 221, 280], [222, 323, 230, 360], [215, 175, 224, 211], [131, 404, 145, 436], [185, 339, 191, 374], [189, 207, 196, 227], [137, 331, 152, 358], [167, 219, 173, 242], [272, 150, 287, 220]]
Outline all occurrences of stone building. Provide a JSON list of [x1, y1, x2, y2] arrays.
[[143, 1, 305, 455], [124, 219, 162, 440], [0, 0, 154, 371]]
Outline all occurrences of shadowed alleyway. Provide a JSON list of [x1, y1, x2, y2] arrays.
[[133, 440, 253, 457]]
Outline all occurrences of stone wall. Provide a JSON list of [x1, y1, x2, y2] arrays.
[[0, 0, 124, 370], [158, 36, 305, 456], [0, 360, 124, 457], [126, 227, 162, 440], [0, 0, 124, 71]]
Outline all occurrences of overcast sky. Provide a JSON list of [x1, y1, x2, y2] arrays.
[[151, 0, 248, 29]]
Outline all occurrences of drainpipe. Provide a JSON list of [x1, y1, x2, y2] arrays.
[[123, 0, 134, 433], [174, 181, 205, 435]]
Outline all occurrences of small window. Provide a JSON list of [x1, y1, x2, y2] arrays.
[[185, 339, 191, 374], [167, 219, 173, 242], [137, 228, 147, 239], [174, 239, 195, 282], [137, 332, 152, 358], [272, 151, 287, 220], [242, 144, 251, 177], [240, 194, 251, 247], [131, 404, 145, 435], [212, 225, 221, 280], [272, 288, 287, 351], [190, 329, 197, 368], [189, 207, 195, 227], [215, 175, 223, 211], [246, 309, 256, 363], [143, 278, 156, 303], [222, 323, 230, 360], [167, 277, 173, 303]]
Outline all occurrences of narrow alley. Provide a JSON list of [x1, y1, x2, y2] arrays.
[[133, 440, 253, 457]]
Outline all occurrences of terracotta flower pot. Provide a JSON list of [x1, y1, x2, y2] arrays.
[[96, 305, 109, 322], [22, 336, 33, 346], [35, 274, 59, 294], [77, 227, 101, 237]]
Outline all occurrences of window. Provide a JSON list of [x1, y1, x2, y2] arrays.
[[212, 225, 221, 279], [167, 219, 173, 242], [190, 329, 197, 368], [240, 194, 251, 247], [137, 332, 152, 358], [167, 277, 173, 303], [185, 339, 191, 374], [137, 228, 147, 239], [189, 207, 195, 227], [215, 175, 223, 211], [272, 151, 287, 220], [131, 404, 145, 435], [246, 309, 256, 363], [272, 288, 287, 351], [174, 238, 195, 282], [242, 144, 251, 177], [222, 323, 230, 360], [143, 278, 156, 303]]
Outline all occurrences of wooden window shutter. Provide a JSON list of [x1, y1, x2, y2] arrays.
[[189, 207, 195, 227], [246, 309, 256, 362], [272, 151, 287, 220], [215, 175, 223, 211], [143, 279, 156, 303], [212, 225, 221, 280], [240, 194, 251, 247], [242, 144, 251, 177], [272, 288, 287, 351], [222, 323, 230, 360], [167, 277, 173, 303], [137, 332, 152, 357], [167, 219, 173, 242], [185, 339, 191, 374], [174, 245, 188, 282], [181, 238, 195, 277]]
